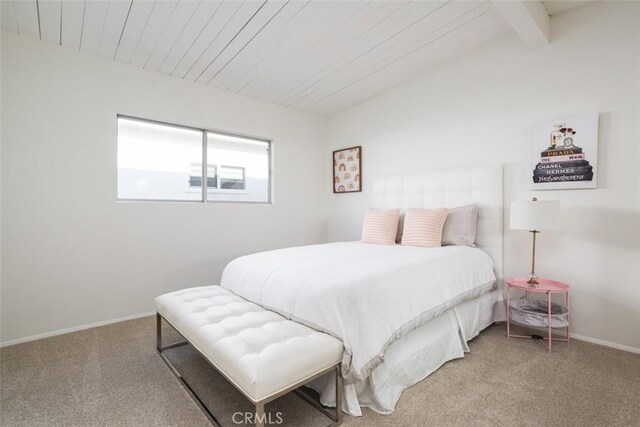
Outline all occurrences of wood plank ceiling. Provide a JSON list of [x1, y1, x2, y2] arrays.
[[1, 0, 526, 115]]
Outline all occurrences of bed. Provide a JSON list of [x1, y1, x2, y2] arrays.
[[221, 164, 505, 416]]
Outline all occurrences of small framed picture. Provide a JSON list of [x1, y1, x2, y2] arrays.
[[333, 146, 361, 193], [531, 113, 599, 190]]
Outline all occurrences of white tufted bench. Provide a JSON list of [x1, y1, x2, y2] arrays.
[[155, 286, 343, 427]]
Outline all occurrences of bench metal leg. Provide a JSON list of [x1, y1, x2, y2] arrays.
[[157, 312, 344, 427], [156, 312, 162, 351], [255, 402, 265, 427], [335, 364, 343, 425], [157, 312, 189, 351], [291, 363, 343, 426], [156, 313, 221, 426]]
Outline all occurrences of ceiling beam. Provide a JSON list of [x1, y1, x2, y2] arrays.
[[492, 0, 550, 48]]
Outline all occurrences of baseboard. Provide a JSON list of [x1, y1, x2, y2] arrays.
[[3, 314, 639, 355], [495, 321, 640, 354], [569, 332, 640, 355], [0, 311, 156, 348]]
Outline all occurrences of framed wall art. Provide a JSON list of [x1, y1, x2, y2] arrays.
[[531, 113, 599, 190], [333, 146, 361, 193]]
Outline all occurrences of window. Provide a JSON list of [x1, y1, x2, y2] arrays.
[[189, 164, 217, 189], [219, 166, 245, 190], [206, 131, 268, 202], [117, 116, 271, 203]]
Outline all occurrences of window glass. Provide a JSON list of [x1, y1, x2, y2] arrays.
[[220, 166, 245, 190], [189, 164, 217, 189], [117, 117, 270, 203], [206, 132, 269, 203], [118, 118, 202, 201]]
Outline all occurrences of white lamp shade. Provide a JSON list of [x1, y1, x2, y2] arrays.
[[510, 200, 560, 231]]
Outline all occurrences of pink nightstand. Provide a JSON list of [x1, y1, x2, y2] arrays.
[[506, 278, 570, 352]]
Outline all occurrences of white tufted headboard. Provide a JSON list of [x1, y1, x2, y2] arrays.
[[370, 164, 504, 281]]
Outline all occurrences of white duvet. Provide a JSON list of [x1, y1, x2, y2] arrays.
[[220, 242, 496, 382]]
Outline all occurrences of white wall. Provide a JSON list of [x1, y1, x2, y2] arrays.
[[325, 2, 640, 351], [0, 32, 327, 344], [2, 2, 639, 352]]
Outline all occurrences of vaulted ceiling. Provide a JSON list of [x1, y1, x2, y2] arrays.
[[1, 0, 592, 115]]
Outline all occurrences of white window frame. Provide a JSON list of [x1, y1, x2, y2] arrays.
[[117, 115, 272, 204]]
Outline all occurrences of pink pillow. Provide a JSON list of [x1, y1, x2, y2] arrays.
[[401, 208, 449, 247], [361, 209, 400, 245]]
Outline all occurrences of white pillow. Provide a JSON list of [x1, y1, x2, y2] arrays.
[[442, 203, 479, 246], [361, 209, 400, 245]]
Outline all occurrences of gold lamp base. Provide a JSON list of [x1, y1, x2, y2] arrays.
[[527, 230, 540, 287]]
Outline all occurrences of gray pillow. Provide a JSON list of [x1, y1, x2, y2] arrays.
[[442, 204, 478, 246]]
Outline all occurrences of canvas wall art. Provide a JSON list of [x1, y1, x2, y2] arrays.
[[531, 113, 599, 190], [333, 146, 361, 193]]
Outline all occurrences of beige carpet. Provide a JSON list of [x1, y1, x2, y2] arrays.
[[1, 317, 639, 426]]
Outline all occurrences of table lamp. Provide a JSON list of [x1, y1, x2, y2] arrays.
[[510, 197, 560, 286]]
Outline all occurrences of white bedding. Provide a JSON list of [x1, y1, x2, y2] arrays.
[[309, 288, 505, 416], [220, 242, 496, 382]]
